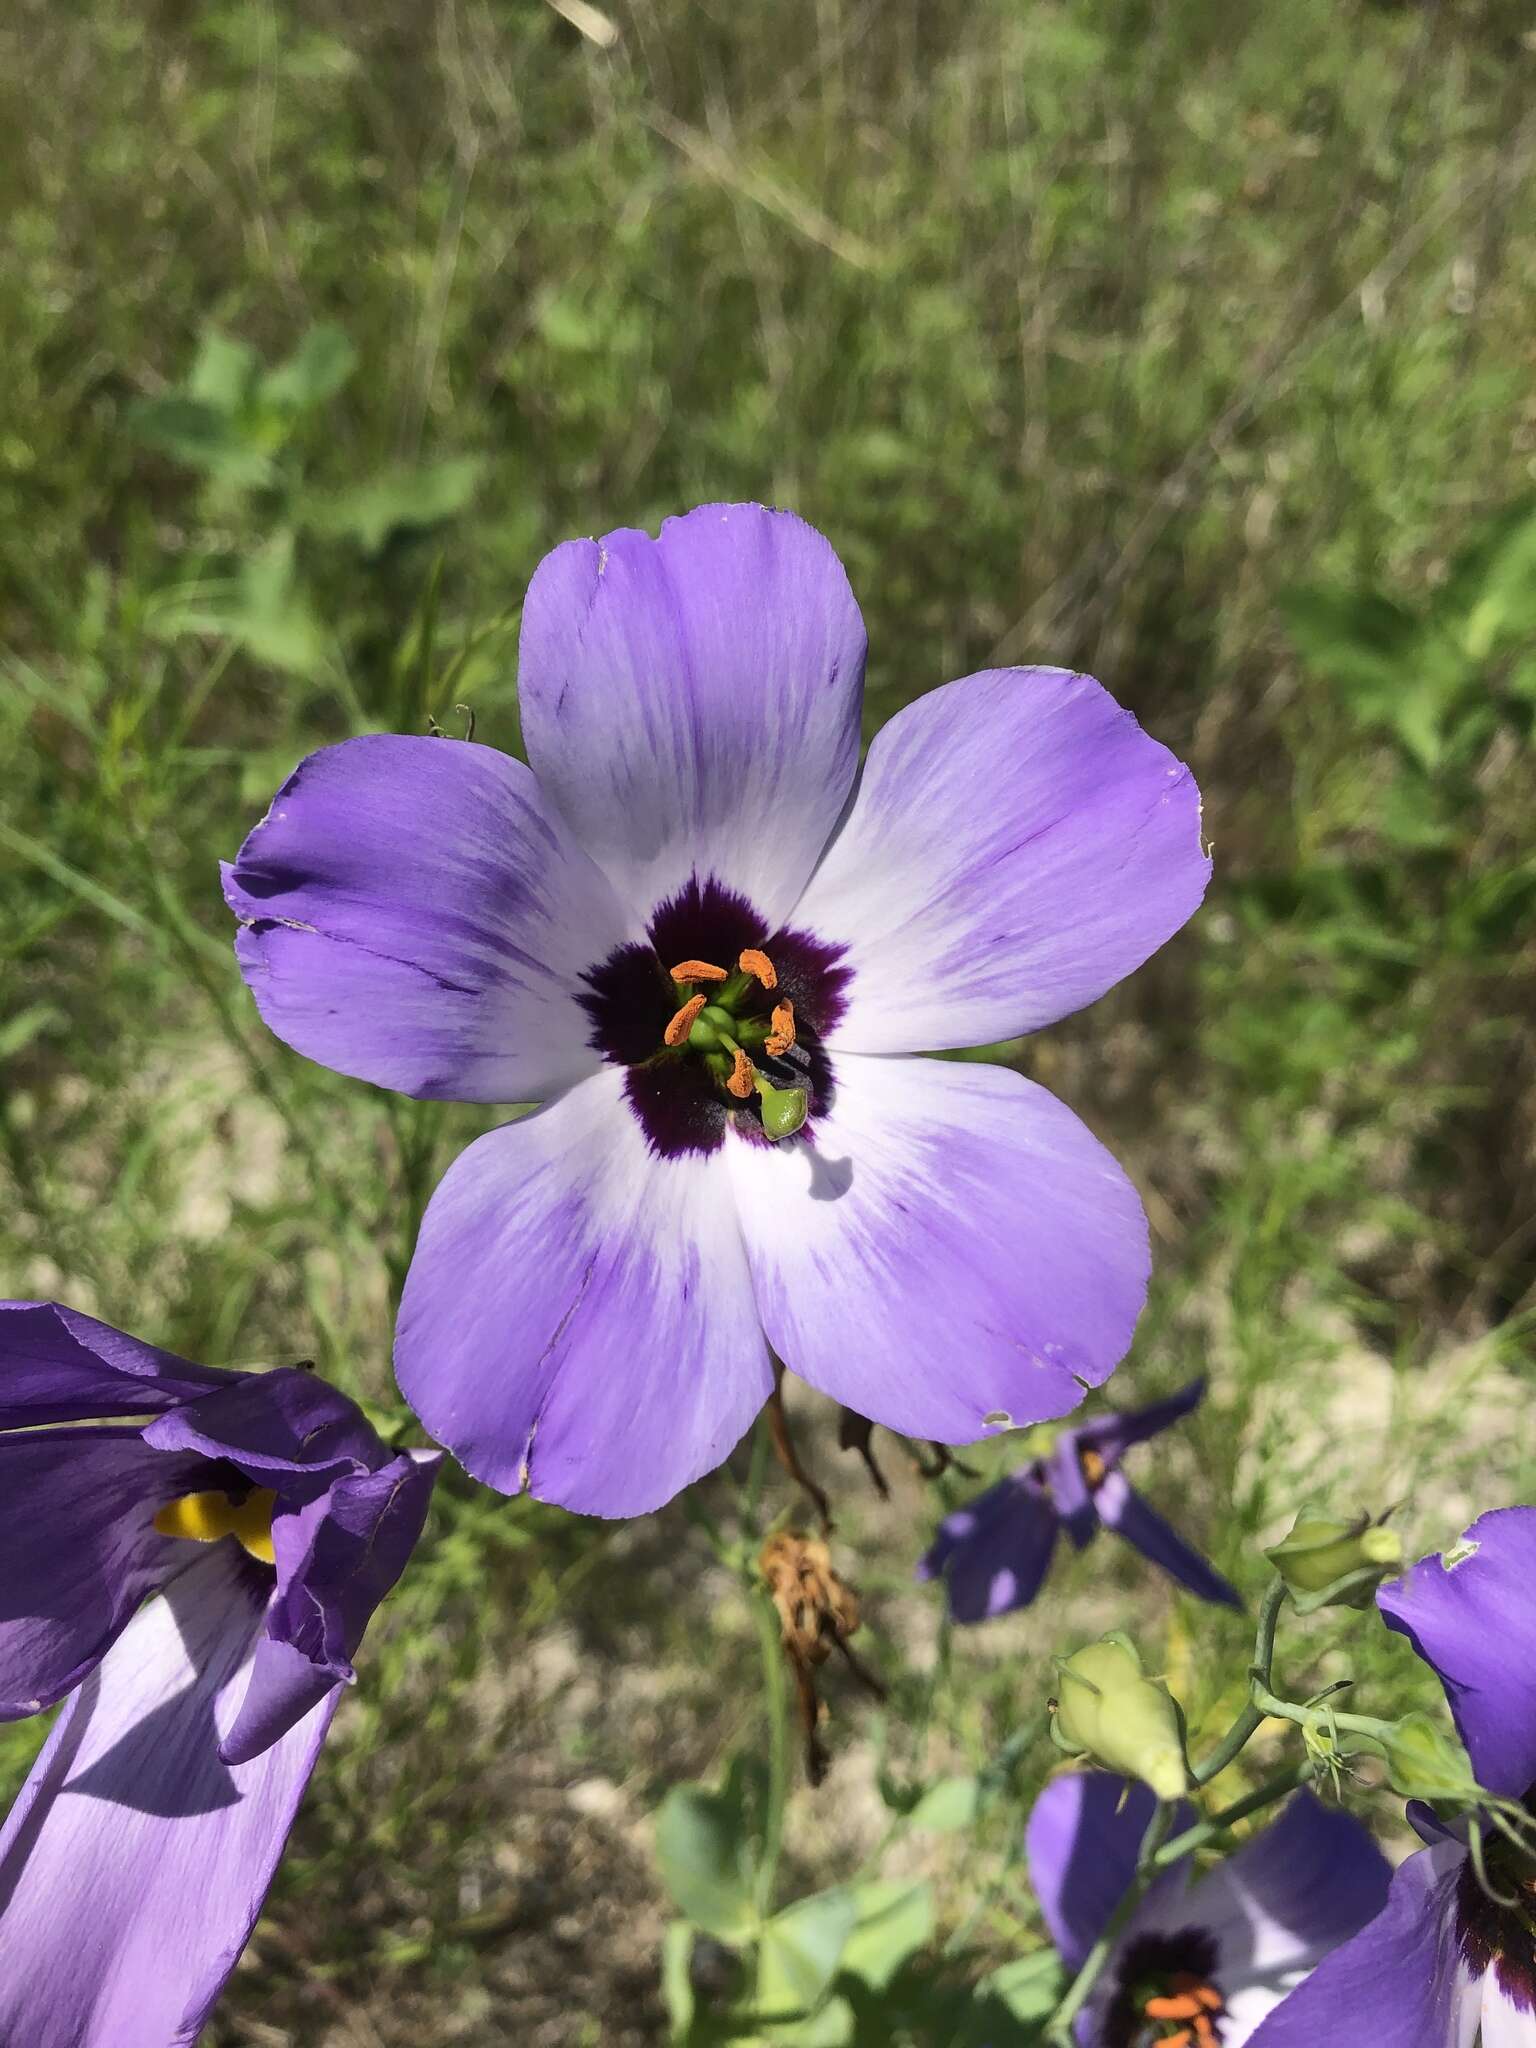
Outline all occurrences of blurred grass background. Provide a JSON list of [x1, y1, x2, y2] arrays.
[[2, 0, 1534, 2041]]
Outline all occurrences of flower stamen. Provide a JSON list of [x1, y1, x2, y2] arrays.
[[669, 958, 728, 983], [664, 993, 708, 1046], [154, 1486, 278, 1566], [765, 999, 796, 1057], [738, 947, 777, 990], [1143, 1977, 1225, 2047], [727, 1046, 755, 1098], [1081, 1447, 1107, 1488]]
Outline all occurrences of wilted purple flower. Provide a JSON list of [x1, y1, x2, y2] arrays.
[[1027, 1772, 1390, 2045], [225, 504, 1210, 1516], [0, 1300, 439, 2048], [1250, 1507, 1536, 2048], [916, 1380, 1239, 1622]]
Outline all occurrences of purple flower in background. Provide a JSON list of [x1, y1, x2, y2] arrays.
[[1250, 1507, 1536, 2048], [916, 1380, 1239, 1622], [1027, 1772, 1390, 2045], [225, 503, 1211, 1517], [0, 1300, 439, 2048]]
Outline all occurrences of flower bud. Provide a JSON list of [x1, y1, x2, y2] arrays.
[[1050, 1633, 1188, 1800], [1375, 1711, 1479, 1805], [1264, 1510, 1403, 1612]]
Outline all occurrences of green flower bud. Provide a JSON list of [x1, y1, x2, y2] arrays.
[[1375, 1711, 1478, 1805], [1051, 1634, 1188, 1800], [1265, 1510, 1403, 1612]]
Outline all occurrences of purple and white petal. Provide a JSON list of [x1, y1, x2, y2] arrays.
[[396, 1068, 774, 1515], [144, 1364, 386, 1483], [0, 1547, 337, 2048], [517, 504, 866, 930], [727, 1055, 1148, 1443], [1481, 1983, 1536, 2047], [223, 1450, 441, 1764], [1245, 1839, 1477, 2048], [0, 1300, 226, 1427], [1379, 1508, 1536, 1800], [1075, 1377, 1209, 1470], [0, 1429, 205, 1718], [225, 732, 633, 1103], [1095, 1471, 1241, 1609], [917, 1471, 1061, 1623], [1182, 1792, 1391, 1989], [1024, 1773, 1184, 1973], [790, 665, 1210, 1054], [1041, 1429, 1098, 1547]]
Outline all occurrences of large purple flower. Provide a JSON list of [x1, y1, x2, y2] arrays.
[[917, 1380, 1239, 1622], [225, 503, 1210, 1516], [0, 1300, 440, 2048], [1250, 1507, 1536, 2048], [1027, 1772, 1390, 2045]]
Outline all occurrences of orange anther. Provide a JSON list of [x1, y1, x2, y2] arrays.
[[670, 958, 728, 983], [739, 947, 777, 990], [765, 999, 796, 1057], [663, 994, 707, 1047], [1080, 1446, 1107, 1487], [1146, 1993, 1205, 2021], [727, 1047, 755, 1098]]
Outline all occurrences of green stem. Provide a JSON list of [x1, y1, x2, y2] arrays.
[[1248, 1682, 1399, 1747], [742, 1406, 772, 1533], [1046, 1799, 1175, 2043], [752, 1585, 791, 1920], [1154, 1760, 1316, 1866], [1192, 1579, 1289, 1785]]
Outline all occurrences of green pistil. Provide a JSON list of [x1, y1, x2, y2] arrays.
[[755, 1075, 808, 1140]]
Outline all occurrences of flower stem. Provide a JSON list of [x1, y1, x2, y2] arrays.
[[752, 1581, 791, 1921], [1045, 1797, 1175, 2044], [1153, 1759, 1316, 1866], [1191, 1578, 1289, 1785], [1247, 1682, 1400, 1748]]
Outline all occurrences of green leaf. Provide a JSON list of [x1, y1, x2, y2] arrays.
[[145, 537, 327, 676], [1435, 495, 1536, 657], [127, 395, 271, 487], [1280, 583, 1422, 698], [764, 1996, 854, 2045], [654, 1781, 759, 1943], [301, 456, 485, 549], [837, 1879, 933, 1991], [905, 1775, 979, 1833], [757, 1888, 858, 2017], [232, 538, 327, 674], [260, 324, 358, 412], [661, 1920, 696, 2041], [0, 1002, 63, 1059], [978, 1947, 1065, 2023], [187, 329, 258, 413]]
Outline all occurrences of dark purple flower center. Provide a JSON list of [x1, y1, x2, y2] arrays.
[[579, 875, 850, 1159], [1102, 1929, 1226, 2047], [1457, 1803, 1536, 2011]]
